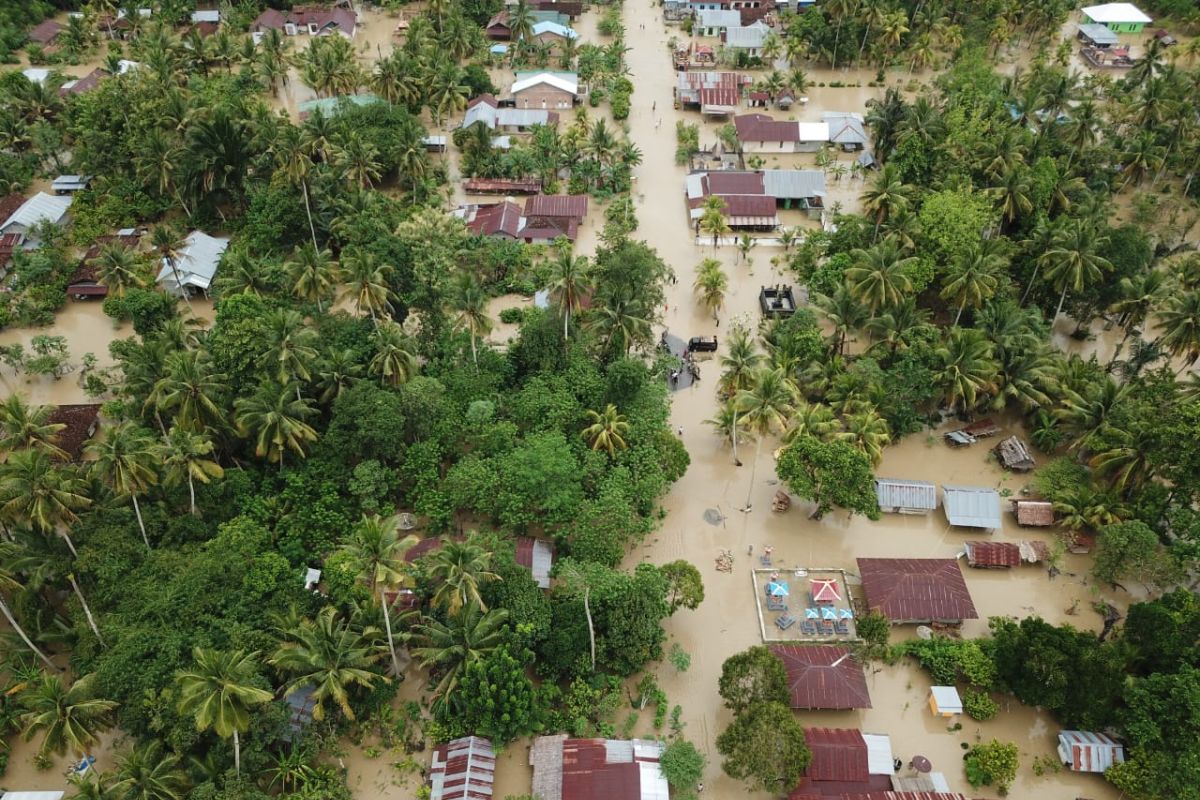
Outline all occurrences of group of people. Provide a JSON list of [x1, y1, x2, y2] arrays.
[[670, 351, 701, 386]]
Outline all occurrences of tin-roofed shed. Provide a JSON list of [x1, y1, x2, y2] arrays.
[[875, 478, 937, 514], [515, 536, 554, 589], [1058, 730, 1125, 772], [994, 435, 1035, 472], [942, 485, 1002, 530], [429, 736, 496, 800]]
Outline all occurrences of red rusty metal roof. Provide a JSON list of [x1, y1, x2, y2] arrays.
[[0, 193, 26, 223], [405, 536, 449, 562], [524, 193, 588, 218], [704, 171, 765, 195], [29, 20, 63, 44], [857, 558, 978, 623], [804, 728, 868, 782], [48, 404, 101, 462], [699, 86, 741, 108], [430, 736, 496, 800], [61, 68, 104, 97], [515, 536, 555, 589], [1012, 499, 1054, 526], [735, 113, 801, 143], [810, 578, 842, 604], [465, 202, 524, 239], [839, 794, 968, 800], [715, 194, 777, 217], [770, 646, 871, 710], [964, 541, 1021, 568]]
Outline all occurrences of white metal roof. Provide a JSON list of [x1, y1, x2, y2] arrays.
[[1081, 3, 1151, 23], [724, 22, 770, 49], [929, 685, 962, 712], [529, 21, 578, 39], [2, 793, 66, 800], [191, 10, 220, 23], [797, 122, 830, 142], [639, 760, 670, 800], [863, 733, 894, 775], [823, 111, 868, 144], [942, 485, 1002, 529], [1078, 22, 1120, 43], [156, 230, 229, 293], [1, 192, 72, 231], [511, 72, 578, 96], [22, 68, 51, 85], [117, 60, 141, 74], [697, 9, 741, 28]]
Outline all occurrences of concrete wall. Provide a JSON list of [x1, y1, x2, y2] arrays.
[[515, 85, 574, 110]]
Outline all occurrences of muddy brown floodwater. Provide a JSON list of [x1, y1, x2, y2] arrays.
[[0, 6, 1144, 800]]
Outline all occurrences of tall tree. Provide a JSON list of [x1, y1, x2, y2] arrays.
[[1042, 221, 1111, 320], [87, 422, 158, 548], [735, 368, 797, 508], [0, 546, 57, 670], [233, 383, 319, 470], [845, 238, 914, 314], [581, 404, 631, 456], [175, 648, 274, 776], [547, 249, 592, 341], [338, 514, 419, 677], [941, 242, 1008, 325], [425, 538, 501, 617], [270, 606, 385, 722], [449, 273, 492, 369], [0, 395, 67, 459], [157, 427, 222, 516], [0, 450, 90, 556], [411, 603, 510, 703], [19, 673, 117, 761]]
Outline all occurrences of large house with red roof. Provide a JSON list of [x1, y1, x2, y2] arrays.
[[529, 735, 668, 800], [857, 558, 978, 625], [771, 645, 871, 710], [251, 6, 356, 39]]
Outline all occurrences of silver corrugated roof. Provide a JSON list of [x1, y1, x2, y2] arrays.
[[875, 478, 938, 511], [761, 169, 826, 200], [942, 485, 1002, 529]]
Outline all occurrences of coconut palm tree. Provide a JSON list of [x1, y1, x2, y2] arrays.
[[112, 740, 190, 800], [734, 368, 797, 507], [449, 273, 492, 369], [0, 551, 57, 670], [86, 422, 157, 548], [93, 243, 143, 296], [175, 649, 273, 776], [781, 401, 840, 444], [836, 407, 891, 466], [0, 451, 90, 556], [335, 132, 383, 188], [698, 196, 731, 251], [933, 328, 999, 412], [861, 164, 912, 241], [411, 603, 510, 703], [508, 0, 535, 43], [719, 326, 764, 396], [270, 606, 385, 722], [0, 395, 67, 459], [941, 242, 1008, 325], [705, 399, 752, 463], [590, 295, 652, 356], [1041, 219, 1111, 321], [693, 258, 729, 321], [157, 427, 222, 517], [581, 404, 631, 457], [339, 250, 395, 322], [149, 350, 227, 436], [368, 322, 418, 388], [1055, 376, 1127, 452], [260, 309, 319, 390], [271, 126, 320, 250], [1088, 424, 1157, 494], [845, 239, 915, 315], [1155, 290, 1200, 372], [19, 673, 117, 761], [865, 298, 932, 355], [814, 288, 867, 356], [149, 223, 191, 311], [286, 245, 337, 311], [547, 249, 591, 341], [425, 538, 501, 618], [234, 383, 318, 470], [338, 514, 419, 676]]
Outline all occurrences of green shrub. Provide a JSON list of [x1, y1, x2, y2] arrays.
[[964, 740, 1018, 793], [963, 690, 999, 721], [499, 307, 527, 324]]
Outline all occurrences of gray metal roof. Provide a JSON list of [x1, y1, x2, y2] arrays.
[[823, 111, 868, 145], [156, 230, 229, 293], [942, 485, 1002, 529], [1078, 22, 1119, 44], [724, 22, 769, 49], [875, 478, 938, 511], [1, 192, 72, 232], [697, 8, 741, 28], [761, 169, 826, 200]]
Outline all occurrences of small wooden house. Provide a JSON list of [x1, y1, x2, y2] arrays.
[[1011, 498, 1054, 527], [994, 435, 1035, 472], [1058, 730, 1125, 772]]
